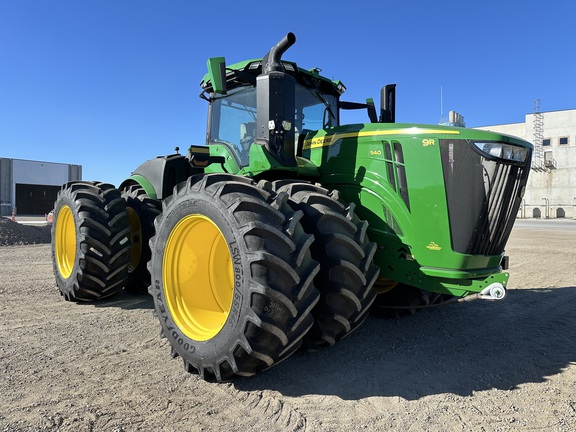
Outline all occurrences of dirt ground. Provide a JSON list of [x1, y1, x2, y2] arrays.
[[1, 220, 575, 431]]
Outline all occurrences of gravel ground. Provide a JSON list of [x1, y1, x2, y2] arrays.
[[0, 219, 575, 431], [0, 218, 51, 246]]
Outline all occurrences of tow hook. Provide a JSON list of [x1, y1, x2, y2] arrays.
[[478, 283, 507, 301]]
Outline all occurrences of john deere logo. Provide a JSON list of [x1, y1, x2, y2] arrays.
[[426, 242, 442, 251]]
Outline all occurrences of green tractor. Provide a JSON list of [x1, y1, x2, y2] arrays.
[[51, 33, 532, 381]]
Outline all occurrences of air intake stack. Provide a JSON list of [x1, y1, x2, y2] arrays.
[[256, 33, 297, 166]]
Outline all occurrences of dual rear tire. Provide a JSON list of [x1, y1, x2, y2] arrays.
[[51, 181, 161, 301]]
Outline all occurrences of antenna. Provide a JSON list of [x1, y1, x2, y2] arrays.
[[440, 85, 443, 123]]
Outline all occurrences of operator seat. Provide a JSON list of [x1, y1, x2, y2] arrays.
[[240, 122, 257, 151]]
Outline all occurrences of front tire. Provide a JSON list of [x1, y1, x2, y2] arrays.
[[51, 181, 131, 301], [149, 174, 319, 381]]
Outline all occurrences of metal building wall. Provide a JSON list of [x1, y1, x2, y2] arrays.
[[476, 108, 576, 219], [13, 159, 70, 185]]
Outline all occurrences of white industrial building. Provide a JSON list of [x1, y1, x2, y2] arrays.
[[476, 108, 576, 219], [0, 158, 82, 216]]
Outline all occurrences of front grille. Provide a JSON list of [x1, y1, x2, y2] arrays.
[[440, 139, 530, 256]]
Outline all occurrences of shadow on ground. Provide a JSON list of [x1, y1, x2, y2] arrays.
[[91, 289, 154, 310], [236, 286, 576, 400]]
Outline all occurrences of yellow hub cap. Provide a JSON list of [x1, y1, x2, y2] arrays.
[[163, 214, 234, 341], [126, 207, 142, 272], [55, 205, 77, 279]]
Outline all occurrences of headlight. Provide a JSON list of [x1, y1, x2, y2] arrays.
[[472, 141, 529, 163]]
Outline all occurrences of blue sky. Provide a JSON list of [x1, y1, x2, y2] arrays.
[[1, 0, 575, 187]]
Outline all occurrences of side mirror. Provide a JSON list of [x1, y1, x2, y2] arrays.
[[207, 57, 228, 94], [380, 84, 396, 123], [365, 98, 378, 123]]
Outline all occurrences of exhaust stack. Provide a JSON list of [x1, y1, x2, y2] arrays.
[[256, 33, 297, 166], [263, 32, 296, 73]]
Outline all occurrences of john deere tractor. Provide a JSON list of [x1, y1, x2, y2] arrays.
[[51, 33, 532, 381]]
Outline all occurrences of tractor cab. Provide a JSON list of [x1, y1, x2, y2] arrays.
[[200, 33, 345, 172], [202, 74, 340, 168]]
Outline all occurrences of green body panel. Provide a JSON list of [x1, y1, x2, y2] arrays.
[[205, 144, 241, 174], [302, 123, 531, 296], [237, 144, 318, 177], [205, 143, 319, 178]]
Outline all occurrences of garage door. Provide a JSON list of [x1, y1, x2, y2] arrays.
[[15, 184, 62, 215]]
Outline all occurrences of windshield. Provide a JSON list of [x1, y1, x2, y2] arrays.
[[208, 84, 338, 167]]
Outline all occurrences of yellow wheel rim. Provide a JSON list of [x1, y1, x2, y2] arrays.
[[126, 207, 142, 272], [55, 205, 76, 279], [163, 214, 234, 341]]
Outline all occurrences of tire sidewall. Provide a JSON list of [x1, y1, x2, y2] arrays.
[[150, 190, 251, 362]]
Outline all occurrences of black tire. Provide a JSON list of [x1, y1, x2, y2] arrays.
[[370, 280, 455, 318], [149, 174, 319, 381], [51, 181, 131, 302], [272, 181, 379, 350], [121, 184, 161, 294]]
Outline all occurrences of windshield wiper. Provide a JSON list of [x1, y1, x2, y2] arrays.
[[306, 85, 336, 123]]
